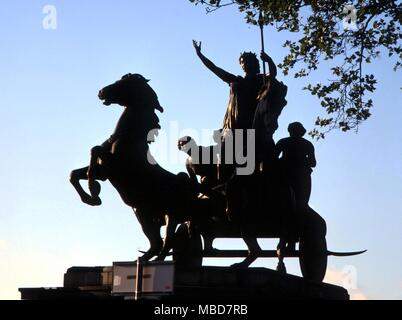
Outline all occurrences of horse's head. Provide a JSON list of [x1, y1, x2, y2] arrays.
[[98, 73, 164, 113]]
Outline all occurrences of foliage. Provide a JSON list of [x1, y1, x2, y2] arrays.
[[189, 0, 401, 138]]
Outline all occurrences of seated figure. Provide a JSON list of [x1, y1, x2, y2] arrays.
[[177, 130, 222, 196]]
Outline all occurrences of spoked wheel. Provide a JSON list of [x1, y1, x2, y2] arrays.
[[299, 209, 328, 282], [173, 223, 203, 269]]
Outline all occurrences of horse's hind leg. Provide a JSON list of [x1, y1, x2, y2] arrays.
[[70, 167, 102, 206], [134, 209, 163, 262], [276, 239, 288, 274], [231, 236, 262, 268]]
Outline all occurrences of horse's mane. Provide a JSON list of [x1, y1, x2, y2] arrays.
[[127, 74, 164, 113], [141, 83, 164, 113], [130, 75, 163, 144]]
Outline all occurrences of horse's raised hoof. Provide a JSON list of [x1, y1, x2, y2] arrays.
[[88, 180, 102, 197], [81, 194, 102, 206]]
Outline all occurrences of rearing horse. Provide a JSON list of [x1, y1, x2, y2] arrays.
[[70, 73, 198, 262]]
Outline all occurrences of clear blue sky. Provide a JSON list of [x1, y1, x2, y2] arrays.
[[0, 0, 401, 300]]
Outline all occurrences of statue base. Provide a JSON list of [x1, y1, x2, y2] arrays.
[[19, 264, 348, 300]]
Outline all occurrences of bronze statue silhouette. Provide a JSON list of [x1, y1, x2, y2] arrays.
[[275, 122, 316, 211], [193, 42, 319, 271], [69, 72, 365, 282], [192, 41, 292, 268]]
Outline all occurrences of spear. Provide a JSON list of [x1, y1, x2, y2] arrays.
[[258, 10, 267, 78]]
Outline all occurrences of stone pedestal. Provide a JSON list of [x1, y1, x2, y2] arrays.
[[19, 265, 348, 300], [173, 267, 348, 300]]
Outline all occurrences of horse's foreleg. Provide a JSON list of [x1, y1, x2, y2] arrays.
[[231, 236, 262, 268], [155, 214, 177, 261], [70, 146, 108, 206], [70, 166, 102, 206], [134, 209, 163, 262]]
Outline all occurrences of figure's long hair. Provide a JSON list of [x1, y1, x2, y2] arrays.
[[239, 52, 260, 74]]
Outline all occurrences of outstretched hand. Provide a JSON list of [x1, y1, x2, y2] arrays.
[[193, 40, 202, 54]]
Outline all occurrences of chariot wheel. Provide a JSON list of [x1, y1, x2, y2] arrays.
[[173, 223, 203, 268], [299, 209, 328, 282]]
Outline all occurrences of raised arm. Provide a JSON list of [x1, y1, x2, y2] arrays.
[[193, 40, 237, 84], [260, 51, 277, 79]]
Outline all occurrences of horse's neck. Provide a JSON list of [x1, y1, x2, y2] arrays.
[[112, 102, 161, 165], [116, 136, 150, 159]]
